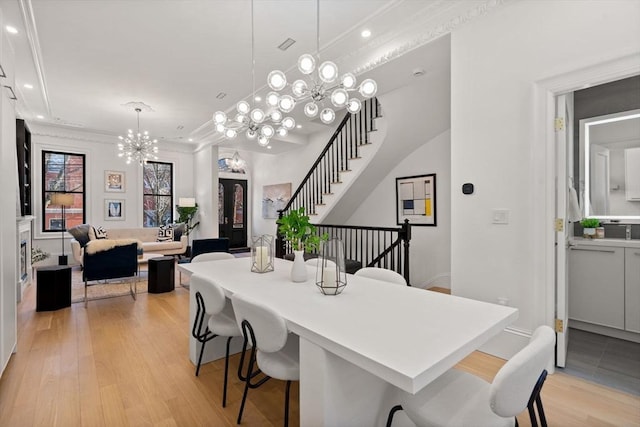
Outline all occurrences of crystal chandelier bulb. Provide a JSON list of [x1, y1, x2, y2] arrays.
[[235, 114, 246, 123], [277, 127, 288, 137], [225, 128, 237, 138], [292, 79, 308, 98], [359, 79, 378, 98], [216, 124, 225, 133], [318, 61, 338, 83], [271, 110, 283, 122], [267, 70, 287, 91], [261, 125, 275, 138], [320, 108, 336, 124], [278, 95, 295, 113], [330, 88, 349, 108], [213, 111, 227, 124], [304, 102, 318, 117], [258, 136, 269, 146], [346, 98, 361, 114], [237, 101, 251, 114], [341, 73, 357, 89], [297, 54, 316, 75], [281, 117, 295, 130], [266, 92, 280, 107], [250, 108, 265, 123], [246, 129, 257, 139]]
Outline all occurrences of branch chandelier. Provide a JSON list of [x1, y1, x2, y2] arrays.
[[265, 0, 377, 124], [213, 0, 295, 147], [117, 107, 159, 165]]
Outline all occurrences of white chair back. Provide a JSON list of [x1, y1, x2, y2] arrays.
[[489, 325, 555, 417], [355, 267, 407, 286], [232, 293, 289, 354], [190, 274, 227, 315], [305, 258, 336, 268], [192, 252, 235, 263]]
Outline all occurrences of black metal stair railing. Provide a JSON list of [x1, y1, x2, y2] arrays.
[[278, 97, 380, 218]]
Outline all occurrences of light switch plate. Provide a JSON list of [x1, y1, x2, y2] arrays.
[[492, 209, 509, 224]]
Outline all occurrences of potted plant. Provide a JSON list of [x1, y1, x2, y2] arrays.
[[277, 207, 327, 282], [580, 218, 600, 239], [176, 203, 200, 255]]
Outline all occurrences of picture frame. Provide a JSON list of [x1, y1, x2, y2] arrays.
[[262, 183, 292, 219], [105, 199, 125, 221], [105, 170, 125, 192], [396, 173, 437, 226]]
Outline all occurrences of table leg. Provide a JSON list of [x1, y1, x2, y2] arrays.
[[299, 337, 392, 427]]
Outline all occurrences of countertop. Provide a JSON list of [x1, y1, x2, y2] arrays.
[[570, 237, 640, 249]]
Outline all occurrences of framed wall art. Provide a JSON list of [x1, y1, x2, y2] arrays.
[[105, 199, 125, 221], [262, 182, 292, 219], [105, 170, 125, 192], [396, 173, 437, 226]]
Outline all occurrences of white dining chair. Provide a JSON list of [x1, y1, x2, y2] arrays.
[[180, 251, 235, 285], [232, 293, 300, 427], [305, 257, 336, 268], [355, 267, 407, 286], [190, 274, 242, 408], [385, 325, 555, 427]]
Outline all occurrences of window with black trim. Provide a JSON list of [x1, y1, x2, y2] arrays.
[[42, 151, 85, 232], [143, 161, 173, 227]]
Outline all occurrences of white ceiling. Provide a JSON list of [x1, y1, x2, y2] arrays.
[[0, 0, 494, 153]]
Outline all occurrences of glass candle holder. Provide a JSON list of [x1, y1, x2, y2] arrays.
[[315, 238, 347, 295], [251, 235, 274, 273]]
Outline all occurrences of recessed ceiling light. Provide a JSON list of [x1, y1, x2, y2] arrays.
[[188, 138, 193, 142], [296, 124, 302, 129], [361, 29, 371, 38], [254, 96, 262, 102], [5, 26, 18, 34], [23, 83, 33, 89], [267, 146, 272, 149], [36, 115, 44, 119]]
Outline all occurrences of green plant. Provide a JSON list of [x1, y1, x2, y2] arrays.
[[580, 218, 600, 228], [176, 203, 200, 236], [31, 247, 50, 264], [277, 207, 328, 252]]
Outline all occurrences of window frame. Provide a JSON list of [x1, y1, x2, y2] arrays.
[[41, 150, 86, 233], [142, 160, 174, 227]]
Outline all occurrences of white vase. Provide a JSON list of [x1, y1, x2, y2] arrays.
[[583, 228, 596, 238], [290, 250, 307, 282]]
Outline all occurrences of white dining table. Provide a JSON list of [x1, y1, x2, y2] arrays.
[[178, 257, 518, 426]]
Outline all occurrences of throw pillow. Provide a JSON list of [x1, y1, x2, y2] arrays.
[[172, 223, 186, 241], [89, 225, 108, 240], [157, 225, 174, 242], [68, 224, 91, 247]]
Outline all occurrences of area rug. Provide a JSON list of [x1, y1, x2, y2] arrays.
[[71, 267, 148, 303]]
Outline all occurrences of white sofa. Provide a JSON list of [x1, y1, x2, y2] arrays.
[[71, 227, 188, 266]]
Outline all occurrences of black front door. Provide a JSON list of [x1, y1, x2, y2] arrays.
[[218, 179, 247, 248]]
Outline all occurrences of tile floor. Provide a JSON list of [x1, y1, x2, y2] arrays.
[[560, 328, 640, 396]]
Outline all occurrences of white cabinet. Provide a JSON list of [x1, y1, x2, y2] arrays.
[[626, 248, 640, 333], [569, 245, 625, 330], [625, 147, 640, 201]]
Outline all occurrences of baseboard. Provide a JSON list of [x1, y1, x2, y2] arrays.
[[417, 273, 451, 290]]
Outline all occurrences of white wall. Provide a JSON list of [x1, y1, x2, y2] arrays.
[[30, 124, 195, 261], [192, 144, 218, 239], [451, 0, 640, 349], [346, 130, 451, 288]]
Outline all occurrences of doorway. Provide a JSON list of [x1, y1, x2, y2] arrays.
[[218, 179, 247, 249]]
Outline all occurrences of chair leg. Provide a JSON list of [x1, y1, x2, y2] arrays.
[[284, 380, 292, 427], [237, 365, 251, 424], [386, 405, 403, 427], [535, 395, 547, 427], [84, 280, 88, 308], [196, 339, 207, 377], [223, 336, 233, 407]]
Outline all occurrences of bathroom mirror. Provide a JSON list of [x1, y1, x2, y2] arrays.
[[580, 109, 640, 221]]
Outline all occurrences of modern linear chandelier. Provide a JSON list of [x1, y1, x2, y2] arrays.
[[265, 0, 377, 124], [213, 0, 295, 147], [117, 107, 158, 165]]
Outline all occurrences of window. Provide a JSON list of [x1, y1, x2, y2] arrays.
[[143, 161, 173, 227], [42, 151, 85, 232]]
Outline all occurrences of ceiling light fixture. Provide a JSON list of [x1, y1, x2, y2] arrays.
[[361, 29, 371, 38], [24, 83, 33, 89], [5, 26, 18, 34], [117, 107, 159, 165], [36, 115, 44, 119], [266, 0, 377, 125], [229, 151, 246, 172], [213, 0, 295, 146]]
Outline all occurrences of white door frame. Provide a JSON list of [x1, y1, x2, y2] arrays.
[[534, 54, 640, 366]]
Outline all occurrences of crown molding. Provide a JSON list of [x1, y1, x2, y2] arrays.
[[19, 0, 51, 116]]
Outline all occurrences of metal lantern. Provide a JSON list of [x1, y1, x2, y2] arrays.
[[251, 235, 274, 273], [315, 238, 347, 295]]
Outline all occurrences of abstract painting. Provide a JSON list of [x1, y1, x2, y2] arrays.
[[396, 174, 436, 226], [262, 183, 292, 219]]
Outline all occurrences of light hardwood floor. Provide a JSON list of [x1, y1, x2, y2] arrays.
[[0, 271, 638, 426]]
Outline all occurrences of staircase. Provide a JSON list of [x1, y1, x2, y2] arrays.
[[278, 97, 386, 222]]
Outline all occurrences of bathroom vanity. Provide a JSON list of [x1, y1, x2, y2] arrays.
[[569, 237, 640, 342]]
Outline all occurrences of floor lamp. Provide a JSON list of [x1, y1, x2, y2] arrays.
[[50, 193, 74, 265]]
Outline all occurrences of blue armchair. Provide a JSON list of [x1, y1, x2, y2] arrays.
[[83, 241, 138, 307]]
